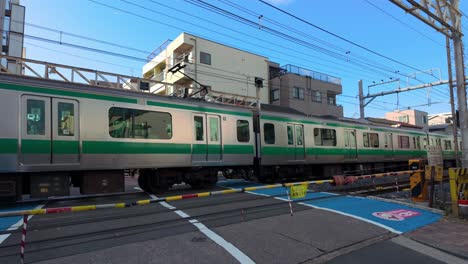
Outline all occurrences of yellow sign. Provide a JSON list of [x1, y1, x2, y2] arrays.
[[290, 184, 308, 199], [425, 165, 443, 182]]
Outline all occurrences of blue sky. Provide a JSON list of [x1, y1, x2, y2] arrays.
[[20, 0, 468, 118]]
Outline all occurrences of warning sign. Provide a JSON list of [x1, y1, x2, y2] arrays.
[[427, 146, 443, 166], [290, 184, 308, 199], [372, 209, 421, 221]]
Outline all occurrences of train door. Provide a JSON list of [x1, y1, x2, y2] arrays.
[[287, 124, 305, 160], [344, 129, 357, 159], [287, 125, 295, 160], [295, 124, 305, 160], [384, 133, 394, 159], [192, 114, 222, 162], [20, 95, 80, 165], [207, 115, 221, 161]]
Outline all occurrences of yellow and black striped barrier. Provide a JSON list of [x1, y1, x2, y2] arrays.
[[0, 170, 421, 218], [449, 168, 468, 216]]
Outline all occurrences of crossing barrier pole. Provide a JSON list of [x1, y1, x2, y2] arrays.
[[449, 168, 460, 216], [20, 215, 28, 264]]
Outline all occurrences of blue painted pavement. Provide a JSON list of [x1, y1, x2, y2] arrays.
[[217, 180, 442, 234], [0, 205, 39, 231]]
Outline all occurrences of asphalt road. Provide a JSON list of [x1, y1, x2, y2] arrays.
[[0, 181, 461, 264]]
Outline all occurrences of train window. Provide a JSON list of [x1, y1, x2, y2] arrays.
[[444, 140, 452, 150], [296, 126, 303, 145], [26, 99, 46, 135], [109, 107, 172, 139], [209, 117, 219, 142], [237, 120, 250, 142], [314, 128, 336, 146], [264, 123, 275, 144], [57, 102, 74, 136], [398, 136, 410, 149], [287, 126, 294, 145], [363, 132, 379, 148], [194, 116, 204, 141]]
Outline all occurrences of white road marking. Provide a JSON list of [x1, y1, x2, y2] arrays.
[[149, 193, 255, 264], [0, 204, 44, 245], [392, 236, 467, 264], [298, 202, 402, 234]]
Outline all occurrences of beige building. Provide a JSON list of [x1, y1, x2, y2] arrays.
[[268, 62, 343, 117], [142, 33, 269, 105], [428, 112, 453, 125], [385, 109, 428, 129]]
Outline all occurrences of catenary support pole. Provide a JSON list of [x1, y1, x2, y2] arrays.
[[446, 36, 460, 167]]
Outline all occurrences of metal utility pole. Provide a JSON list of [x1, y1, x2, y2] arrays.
[[390, 0, 468, 166], [446, 36, 460, 166], [358, 80, 364, 119]]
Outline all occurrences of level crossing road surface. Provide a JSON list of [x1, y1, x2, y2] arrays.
[[0, 180, 463, 264]]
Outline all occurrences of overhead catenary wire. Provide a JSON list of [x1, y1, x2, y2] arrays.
[[214, 0, 404, 78], [257, 0, 439, 80], [183, 0, 409, 79]]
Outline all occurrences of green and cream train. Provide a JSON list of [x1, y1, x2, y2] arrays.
[[0, 74, 457, 201]]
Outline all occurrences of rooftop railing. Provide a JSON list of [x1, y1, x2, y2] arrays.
[[283, 64, 341, 85]]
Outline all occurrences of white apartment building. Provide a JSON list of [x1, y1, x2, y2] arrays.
[[142, 33, 269, 105]]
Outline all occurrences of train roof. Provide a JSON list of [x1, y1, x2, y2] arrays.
[[0, 74, 253, 115]]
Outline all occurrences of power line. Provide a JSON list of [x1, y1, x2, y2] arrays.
[[257, 0, 437, 79], [215, 0, 403, 78], [364, 0, 444, 47], [182, 0, 406, 78]]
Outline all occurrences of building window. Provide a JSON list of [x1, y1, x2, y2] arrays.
[[312, 91, 321, 102], [327, 92, 336, 105], [200, 52, 211, 65], [422, 115, 427, 124], [398, 135, 410, 149], [293, 87, 304, 100], [109, 107, 172, 139], [314, 128, 337, 146], [363, 132, 379, 148], [271, 89, 279, 101], [237, 120, 250, 142], [398, 115, 409, 123], [263, 123, 275, 144]]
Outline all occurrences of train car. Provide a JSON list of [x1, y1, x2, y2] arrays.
[[255, 109, 455, 182], [0, 74, 255, 201], [0, 73, 459, 202]]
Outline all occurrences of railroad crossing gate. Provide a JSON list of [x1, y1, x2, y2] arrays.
[[448, 168, 468, 216]]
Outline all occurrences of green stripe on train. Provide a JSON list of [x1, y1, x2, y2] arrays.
[[262, 146, 428, 156], [0, 82, 137, 103], [0, 138, 18, 153], [147, 101, 252, 117]]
